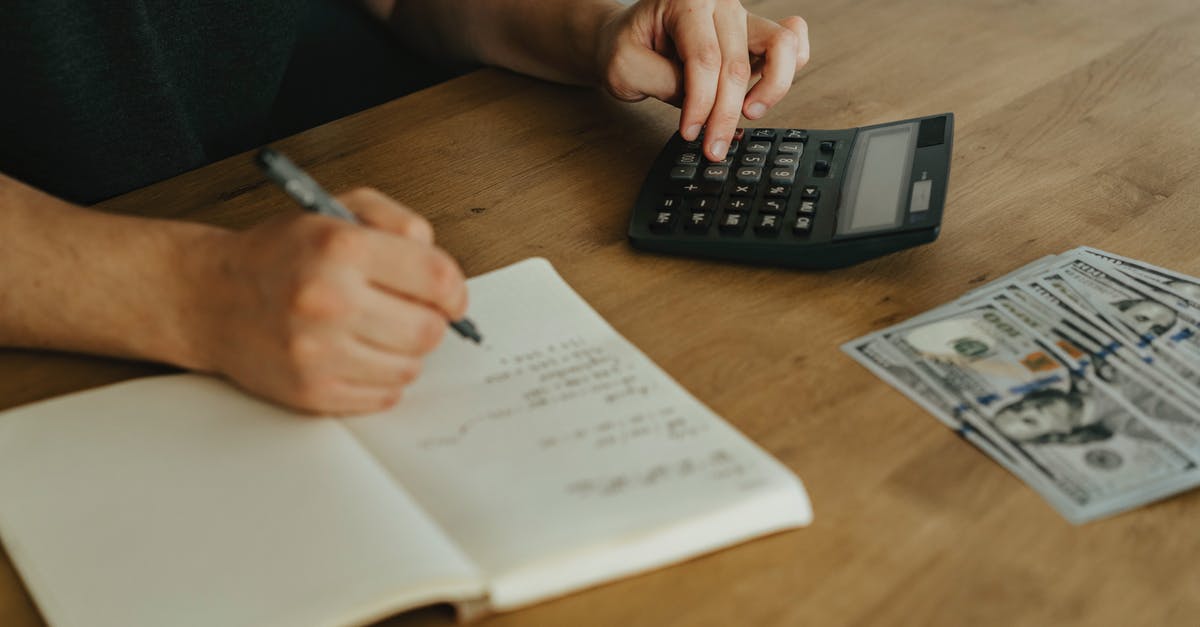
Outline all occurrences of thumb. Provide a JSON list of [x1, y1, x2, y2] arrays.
[[604, 42, 685, 107]]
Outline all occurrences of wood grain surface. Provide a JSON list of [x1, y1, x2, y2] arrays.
[[4, 0, 1200, 625]]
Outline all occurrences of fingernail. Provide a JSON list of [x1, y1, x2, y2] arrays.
[[711, 140, 728, 160], [746, 102, 767, 118], [685, 124, 703, 140]]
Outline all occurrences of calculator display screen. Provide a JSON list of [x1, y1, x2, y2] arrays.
[[836, 123, 917, 236]]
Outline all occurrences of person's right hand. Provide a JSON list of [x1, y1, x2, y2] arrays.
[[193, 187, 468, 415]]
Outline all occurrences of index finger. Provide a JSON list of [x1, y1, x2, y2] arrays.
[[670, 7, 723, 143], [338, 187, 435, 245], [364, 234, 469, 320], [704, 4, 752, 161]]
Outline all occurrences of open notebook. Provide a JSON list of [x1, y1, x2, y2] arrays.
[[0, 258, 811, 627]]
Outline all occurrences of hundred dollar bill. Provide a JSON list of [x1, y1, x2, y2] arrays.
[[968, 284, 1200, 453], [1080, 247, 1200, 305], [1032, 270, 1200, 398], [1056, 254, 1200, 367], [843, 338, 1021, 467], [876, 302, 1200, 523]]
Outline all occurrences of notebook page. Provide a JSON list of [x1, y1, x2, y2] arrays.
[[344, 258, 811, 609], [0, 375, 484, 627]]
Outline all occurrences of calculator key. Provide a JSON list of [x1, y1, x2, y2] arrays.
[[727, 140, 740, 154], [783, 129, 808, 142], [777, 142, 804, 155], [761, 198, 787, 214], [730, 183, 755, 196], [649, 210, 677, 233], [659, 196, 682, 211], [675, 181, 722, 195], [687, 196, 719, 213], [676, 152, 700, 166], [798, 200, 816, 214], [754, 213, 782, 235], [735, 167, 763, 183], [719, 212, 748, 234], [684, 211, 714, 234], [813, 160, 831, 177], [702, 166, 730, 182], [750, 128, 776, 141], [819, 140, 836, 153], [670, 165, 697, 180], [800, 185, 820, 200], [740, 153, 767, 166], [766, 184, 791, 198], [704, 156, 734, 168], [683, 139, 702, 151], [793, 215, 813, 235], [745, 141, 771, 154], [772, 155, 800, 168], [769, 167, 797, 185], [723, 197, 753, 213]]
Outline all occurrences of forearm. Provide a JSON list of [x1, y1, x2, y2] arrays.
[[0, 174, 226, 369], [369, 0, 623, 85]]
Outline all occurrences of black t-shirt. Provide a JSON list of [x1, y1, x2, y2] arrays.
[[1, 1, 303, 204], [0, 1, 451, 205]]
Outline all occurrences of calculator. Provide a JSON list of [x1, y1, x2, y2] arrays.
[[627, 113, 954, 268]]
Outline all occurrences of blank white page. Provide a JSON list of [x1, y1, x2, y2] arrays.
[[0, 376, 484, 627], [345, 258, 812, 609]]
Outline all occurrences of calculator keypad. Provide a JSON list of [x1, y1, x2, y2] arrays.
[[633, 114, 953, 269], [647, 126, 841, 239]]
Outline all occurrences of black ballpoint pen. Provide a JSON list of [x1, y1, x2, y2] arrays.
[[255, 147, 483, 344]]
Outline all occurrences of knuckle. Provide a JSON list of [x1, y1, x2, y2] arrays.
[[285, 333, 323, 367], [693, 46, 722, 72], [724, 59, 752, 84], [604, 53, 638, 102], [293, 375, 336, 410], [381, 391, 403, 410], [786, 16, 809, 32], [603, 63, 623, 93], [311, 222, 366, 261], [772, 27, 801, 52], [713, 110, 742, 129], [290, 277, 348, 320], [413, 313, 447, 354], [405, 214, 435, 241], [342, 186, 382, 206], [719, 1, 748, 20], [424, 252, 464, 306], [398, 360, 423, 385]]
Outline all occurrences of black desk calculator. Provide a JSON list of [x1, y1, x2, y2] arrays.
[[628, 113, 954, 268]]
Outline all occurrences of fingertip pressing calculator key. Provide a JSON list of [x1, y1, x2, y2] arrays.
[[627, 113, 954, 269]]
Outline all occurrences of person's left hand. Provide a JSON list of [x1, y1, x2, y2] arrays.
[[595, 0, 810, 162]]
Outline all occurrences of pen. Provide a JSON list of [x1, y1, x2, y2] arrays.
[[255, 147, 483, 344]]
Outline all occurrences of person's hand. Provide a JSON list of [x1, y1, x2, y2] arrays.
[[595, 0, 810, 162], [194, 188, 467, 415]]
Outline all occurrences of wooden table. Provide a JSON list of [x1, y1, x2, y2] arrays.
[[4, 0, 1200, 624]]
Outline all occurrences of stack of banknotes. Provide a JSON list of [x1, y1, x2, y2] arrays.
[[844, 248, 1200, 523]]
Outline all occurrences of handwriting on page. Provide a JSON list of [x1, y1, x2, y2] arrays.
[[564, 448, 769, 498], [417, 337, 707, 451], [537, 406, 709, 451], [485, 337, 647, 407]]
